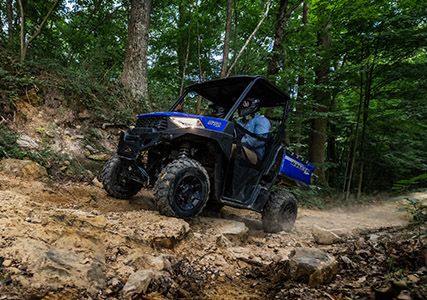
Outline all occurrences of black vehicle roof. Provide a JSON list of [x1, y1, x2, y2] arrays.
[[186, 76, 290, 108]]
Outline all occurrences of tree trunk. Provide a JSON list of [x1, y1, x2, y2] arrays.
[[345, 69, 364, 201], [196, 24, 204, 114], [6, 0, 14, 43], [294, 1, 308, 153], [342, 124, 354, 193], [220, 0, 233, 78], [356, 67, 373, 199], [17, 0, 26, 62], [267, 0, 288, 76], [122, 0, 151, 100], [17, 0, 59, 63], [179, 10, 192, 95], [267, 0, 302, 77], [309, 22, 331, 186], [327, 94, 337, 185]]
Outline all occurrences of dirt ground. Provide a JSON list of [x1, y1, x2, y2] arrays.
[[0, 172, 425, 299]]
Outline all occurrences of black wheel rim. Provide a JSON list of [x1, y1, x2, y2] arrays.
[[174, 175, 204, 211], [117, 162, 132, 188]]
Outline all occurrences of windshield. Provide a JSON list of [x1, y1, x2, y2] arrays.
[[170, 91, 231, 118]]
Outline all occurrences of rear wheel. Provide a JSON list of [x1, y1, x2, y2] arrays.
[[262, 190, 297, 233], [101, 155, 143, 199], [154, 157, 210, 218]]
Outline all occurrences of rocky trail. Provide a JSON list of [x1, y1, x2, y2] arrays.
[[0, 159, 425, 299]]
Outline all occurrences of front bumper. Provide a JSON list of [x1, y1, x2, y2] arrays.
[[117, 128, 162, 159], [117, 125, 234, 160]]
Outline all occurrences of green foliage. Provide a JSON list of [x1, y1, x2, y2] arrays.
[[393, 174, 427, 192], [0, 125, 28, 159], [0, 50, 141, 123], [0, 0, 426, 194]]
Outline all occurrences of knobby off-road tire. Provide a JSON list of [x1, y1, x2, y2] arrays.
[[154, 157, 210, 218], [262, 190, 297, 233], [101, 155, 143, 199]]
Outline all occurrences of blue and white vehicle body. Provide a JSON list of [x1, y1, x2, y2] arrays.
[[115, 76, 314, 214], [134, 112, 314, 186]]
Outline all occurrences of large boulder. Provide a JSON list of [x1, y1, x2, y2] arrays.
[[0, 159, 47, 179], [108, 211, 191, 249], [288, 247, 338, 286]]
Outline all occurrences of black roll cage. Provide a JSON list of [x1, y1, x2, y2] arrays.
[[169, 76, 291, 127]]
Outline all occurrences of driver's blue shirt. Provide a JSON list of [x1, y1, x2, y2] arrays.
[[240, 114, 271, 160]]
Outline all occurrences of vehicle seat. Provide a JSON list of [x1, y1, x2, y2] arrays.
[[233, 122, 272, 168]]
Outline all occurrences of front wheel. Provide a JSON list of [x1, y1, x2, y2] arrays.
[[154, 157, 210, 218], [262, 190, 297, 233], [101, 155, 143, 199]]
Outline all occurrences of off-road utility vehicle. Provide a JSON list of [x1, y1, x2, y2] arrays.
[[102, 76, 314, 232]]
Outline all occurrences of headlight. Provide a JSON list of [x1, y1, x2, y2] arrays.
[[170, 117, 204, 128]]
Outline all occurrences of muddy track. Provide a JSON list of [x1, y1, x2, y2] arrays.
[[0, 173, 422, 299]]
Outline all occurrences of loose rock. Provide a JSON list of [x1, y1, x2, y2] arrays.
[[204, 218, 249, 245], [122, 269, 157, 298], [288, 247, 338, 286], [92, 177, 103, 188], [312, 225, 343, 245], [17, 134, 39, 149], [2, 259, 12, 267]]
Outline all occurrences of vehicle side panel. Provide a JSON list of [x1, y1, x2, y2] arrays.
[[279, 153, 315, 185]]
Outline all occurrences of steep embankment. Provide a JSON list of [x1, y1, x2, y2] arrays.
[[0, 160, 425, 299]]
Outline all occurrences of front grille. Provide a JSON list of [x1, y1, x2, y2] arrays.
[[136, 116, 168, 130]]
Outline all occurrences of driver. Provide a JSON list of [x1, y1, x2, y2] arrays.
[[235, 97, 271, 164], [209, 103, 226, 118]]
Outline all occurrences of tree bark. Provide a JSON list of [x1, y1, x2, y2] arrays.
[[220, 0, 233, 78], [122, 0, 151, 100], [6, 0, 14, 43], [308, 20, 331, 186]]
